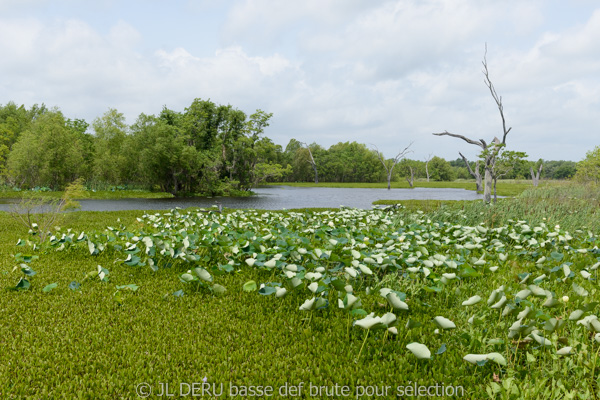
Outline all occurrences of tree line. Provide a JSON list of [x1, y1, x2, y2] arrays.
[[0, 100, 585, 195]]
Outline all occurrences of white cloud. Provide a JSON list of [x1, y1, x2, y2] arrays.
[[1, 1, 599, 162]]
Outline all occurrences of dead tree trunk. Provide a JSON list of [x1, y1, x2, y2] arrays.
[[425, 154, 433, 182], [459, 152, 483, 191], [406, 166, 415, 187], [432, 45, 511, 204], [301, 142, 318, 184], [530, 163, 543, 187], [372, 143, 413, 190]]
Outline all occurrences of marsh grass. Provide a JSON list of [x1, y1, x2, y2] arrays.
[[0, 189, 174, 200], [271, 179, 545, 197], [1, 183, 599, 399]]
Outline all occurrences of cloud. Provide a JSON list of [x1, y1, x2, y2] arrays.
[[1, 1, 599, 162]]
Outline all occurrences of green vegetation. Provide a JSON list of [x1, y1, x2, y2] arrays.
[[272, 179, 538, 197], [2, 183, 600, 398], [0, 188, 173, 199], [0, 102, 584, 203], [575, 145, 600, 183], [0, 100, 286, 196]]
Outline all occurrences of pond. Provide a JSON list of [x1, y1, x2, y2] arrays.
[[0, 186, 490, 212]]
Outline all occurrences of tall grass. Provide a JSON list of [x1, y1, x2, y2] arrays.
[[407, 183, 600, 232]]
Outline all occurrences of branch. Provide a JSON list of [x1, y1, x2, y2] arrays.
[[432, 131, 484, 149], [482, 43, 511, 144], [459, 152, 477, 178], [299, 142, 317, 167]]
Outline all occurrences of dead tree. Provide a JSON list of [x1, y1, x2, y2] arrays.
[[300, 142, 318, 184], [372, 143, 413, 190], [530, 163, 543, 187], [459, 152, 483, 191], [424, 153, 433, 182], [406, 166, 415, 187], [433, 45, 511, 203]]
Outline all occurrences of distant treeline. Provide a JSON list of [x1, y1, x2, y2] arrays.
[[0, 101, 578, 195]]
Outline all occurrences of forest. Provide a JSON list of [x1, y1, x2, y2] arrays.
[[0, 100, 583, 196]]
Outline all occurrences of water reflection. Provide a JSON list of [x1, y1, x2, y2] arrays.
[[0, 186, 490, 212]]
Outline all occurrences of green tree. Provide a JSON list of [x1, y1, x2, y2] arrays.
[[8, 109, 85, 189], [575, 146, 600, 183], [0, 102, 46, 181], [92, 109, 128, 186], [429, 156, 456, 181]]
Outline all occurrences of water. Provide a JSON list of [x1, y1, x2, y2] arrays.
[[0, 186, 489, 212]]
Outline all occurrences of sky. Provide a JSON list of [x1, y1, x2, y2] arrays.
[[0, 0, 599, 162]]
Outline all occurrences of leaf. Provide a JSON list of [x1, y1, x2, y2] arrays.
[[243, 280, 257, 292], [20, 265, 37, 276], [436, 344, 447, 355], [330, 278, 346, 291], [299, 297, 316, 311], [180, 273, 195, 283], [572, 282, 589, 297], [405, 318, 422, 330], [124, 254, 141, 266], [406, 342, 431, 360], [462, 295, 482, 306], [193, 267, 212, 282], [433, 316, 456, 330], [42, 283, 58, 293], [68, 281, 81, 291], [116, 284, 139, 292], [486, 352, 508, 366], [172, 289, 185, 297], [15, 278, 30, 290], [87, 240, 96, 255], [463, 354, 488, 365], [97, 265, 109, 282], [259, 286, 278, 296], [550, 251, 563, 262], [386, 292, 409, 310], [212, 284, 226, 295]]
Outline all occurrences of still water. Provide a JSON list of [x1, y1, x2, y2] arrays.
[[0, 186, 488, 212]]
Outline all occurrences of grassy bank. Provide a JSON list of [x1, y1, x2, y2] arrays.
[[0, 189, 174, 200], [1, 184, 599, 399], [269, 179, 553, 197]]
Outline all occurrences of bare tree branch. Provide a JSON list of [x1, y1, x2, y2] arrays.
[[482, 43, 511, 145], [371, 142, 413, 190], [432, 131, 485, 149], [459, 151, 482, 191], [300, 142, 318, 184]]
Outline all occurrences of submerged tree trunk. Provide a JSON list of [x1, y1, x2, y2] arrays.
[[484, 166, 492, 203], [372, 143, 413, 190], [406, 166, 414, 187]]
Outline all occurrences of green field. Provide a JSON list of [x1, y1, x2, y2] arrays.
[[1, 184, 599, 399]]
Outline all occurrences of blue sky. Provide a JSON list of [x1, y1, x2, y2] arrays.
[[1, 0, 599, 162]]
